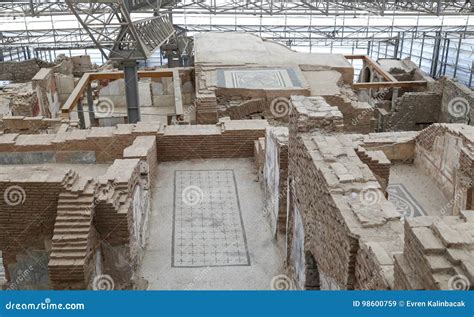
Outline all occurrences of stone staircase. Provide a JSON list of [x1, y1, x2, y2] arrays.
[[48, 171, 96, 289]]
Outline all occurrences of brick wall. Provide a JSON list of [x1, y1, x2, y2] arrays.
[[355, 147, 391, 190], [156, 120, 268, 161], [415, 124, 474, 200], [385, 92, 442, 131], [394, 213, 474, 290], [0, 59, 54, 83], [0, 166, 74, 286], [287, 96, 403, 290]]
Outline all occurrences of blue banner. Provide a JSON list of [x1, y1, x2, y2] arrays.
[[0, 291, 472, 317]]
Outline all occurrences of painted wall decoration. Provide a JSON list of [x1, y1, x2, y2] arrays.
[[132, 185, 150, 248], [290, 206, 305, 290], [264, 132, 280, 235]]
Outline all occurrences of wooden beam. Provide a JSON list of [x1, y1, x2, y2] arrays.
[[89, 70, 175, 81], [61, 70, 177, 117], [344, 54, 366, 60], [344, 54, 398, 83], [61, 73, 90, 114], [352, 81, 427, 89]]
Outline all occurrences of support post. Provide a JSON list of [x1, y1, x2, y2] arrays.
[[77, 98, 85, 129], [430, 31, 441, 78], [87, 83, 95, 127], [122, 60, 141, 124]]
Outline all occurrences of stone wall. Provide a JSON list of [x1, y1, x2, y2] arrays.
[[1, 116, 72, 134], [0, 166, 75, 288], [394, 212, 474, 290], [156, 119, 268, 161], [439, 77, 474, 125], [0, 120, 268, 165], [223, 98, 265, 120], [415, 124, 474, 205], [290, 96, 344, 133], [287, 94, 403, 290], [32, 68, 60, 118], [123, 136, 158, 189], [1, 83, 39, 117], [385, 92, 442, 131], [355, 147, 391, 190], [94, 158, 148, 289], [358, 131, 418, 162], [323, 90, 373, 134], [0, 59, 54, 83]]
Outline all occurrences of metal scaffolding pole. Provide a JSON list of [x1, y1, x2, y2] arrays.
[[123, 60, 141, 124]]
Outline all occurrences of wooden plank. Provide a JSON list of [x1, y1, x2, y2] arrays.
[[362, 55, 399, 82], [89, 70, 174, 81], [61, 73, 90, 114], [61, 70, 176, 116], [344, 54, 366, 60], [344, 54, 398, 82], [139, 70, 174, 78], [352, 81, 427, 89]]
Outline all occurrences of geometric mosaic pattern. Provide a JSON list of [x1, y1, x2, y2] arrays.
[[172, 170, 250, 267], [218, 68, 302, 89], [387, 183, 426, 218]]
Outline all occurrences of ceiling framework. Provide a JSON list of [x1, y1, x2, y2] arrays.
[[0, 0, 473, 17], [64, 0, 175, 60], [0, 1, 472, 88], [0, 1, 472, 51], [1, 14, 473, 50]]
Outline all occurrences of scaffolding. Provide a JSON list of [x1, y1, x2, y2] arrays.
[[0, 0, 473, 87]]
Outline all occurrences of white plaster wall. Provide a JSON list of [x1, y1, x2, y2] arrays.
[[415, 133, 463, 200], [263, 131, 280, 235]]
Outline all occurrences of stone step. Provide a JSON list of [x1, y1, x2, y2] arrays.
[[50, 251, 87, 260], [54, 222, 90, 229], [56, 210, 92, 217], [58, 195, 94, 203], [52, 233, 89, 242], [49, 258, 85, 267], [52, 245, 88, 253], [52, 240, 88, 248], [54, 227, 90, 235], [56, 215, 91, 222]]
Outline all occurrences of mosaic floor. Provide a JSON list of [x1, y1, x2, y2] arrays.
[[387, 183, 426, 218], [172, 169, 250, 267], [217, 68, 302, 89]]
